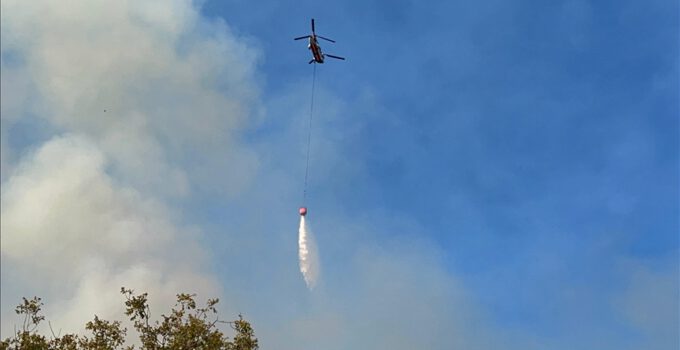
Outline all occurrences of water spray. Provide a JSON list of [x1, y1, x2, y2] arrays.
[[298, 215, 319, 289]]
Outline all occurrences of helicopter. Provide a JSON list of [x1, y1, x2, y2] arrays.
[[294, 19, 345, 64]]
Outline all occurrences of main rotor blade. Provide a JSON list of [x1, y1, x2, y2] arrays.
[[311, 18, 315, 33], [325, 54, 345, 60], [318, 35, 336, 43], [294, 35, 310, 40]]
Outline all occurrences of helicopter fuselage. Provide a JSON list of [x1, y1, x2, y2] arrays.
[[308, 36, 325, 63]]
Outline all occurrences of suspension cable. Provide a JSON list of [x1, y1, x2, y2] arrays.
[[303, 63, 317, 204]]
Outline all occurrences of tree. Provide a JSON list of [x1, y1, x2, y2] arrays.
[[0, 289, 258, 350]]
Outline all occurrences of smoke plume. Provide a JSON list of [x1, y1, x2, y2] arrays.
[[298, 215, 319, 289], [0, 0, 258, 336]]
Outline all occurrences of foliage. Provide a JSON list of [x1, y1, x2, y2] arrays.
[[1, 289, 258, 350]]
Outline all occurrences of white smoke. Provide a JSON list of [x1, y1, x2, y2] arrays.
[[0, 135, 221, 335], [0, 0, 260, 337], [0, 0, 261, 198], [298, 215, 319, 289]]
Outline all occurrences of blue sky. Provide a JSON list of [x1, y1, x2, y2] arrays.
[[202, 0, 678, 337], [1, 0, 678, 349]]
